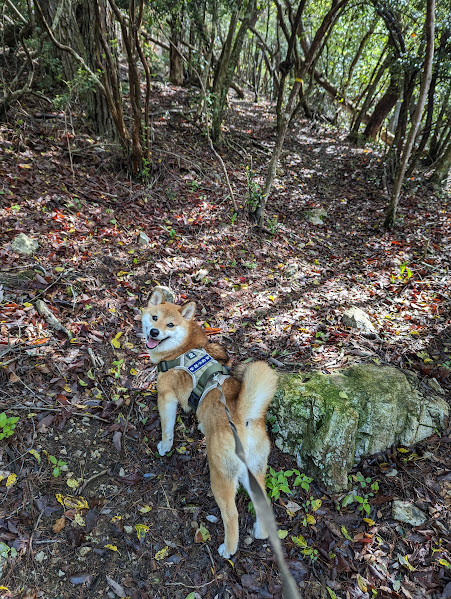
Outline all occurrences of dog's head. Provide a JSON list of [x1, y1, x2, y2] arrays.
[[141, 288, 196, 353]]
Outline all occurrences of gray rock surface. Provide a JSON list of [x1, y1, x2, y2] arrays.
[[305, 208, 327, 225], [342, 306, 375, 332], [138, 231, 150, 246], [271, 364, 449, 492], [11, 233, 39, 255], [392, 500, 427, 526]]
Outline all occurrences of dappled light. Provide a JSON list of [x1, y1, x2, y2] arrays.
[[1, 0, 450, 596]]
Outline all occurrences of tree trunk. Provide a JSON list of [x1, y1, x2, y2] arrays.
[[430, 137, 451, 189], [169, 13, 184, 85], [257, 0, 348, 224], [363, 74, 400, 140], [408, 27, 450, 173], [79, 0, 118, 139], [429, 91, 451, 160], [211, 0, 258, 141], [350, 55, 389, 136], [37, 0, 86, 81], [384, 0, 435, 229]]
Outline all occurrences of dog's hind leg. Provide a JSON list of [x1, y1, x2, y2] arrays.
[[239, 469, 269, 540], [251, 471, 269, 539], [210, 466, 239, 558], [157, 395, 178, 456]]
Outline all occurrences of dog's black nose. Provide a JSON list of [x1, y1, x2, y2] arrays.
[[150, 328, 159, 338]]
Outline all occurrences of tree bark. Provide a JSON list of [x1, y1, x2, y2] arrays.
[[430, 136, 451, 189], [257, 0, 348, 224], [80, 0, 118, 139], [363, 73, 400, 140], [350, 54, 389, 136], [407, 27, 450, 174], [169, 12, 184, 85], [211, 0, 258, 141], [37, 0, 86, 81], [384, 0, 435, 229]]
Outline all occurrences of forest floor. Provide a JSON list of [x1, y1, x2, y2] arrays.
[[0, 81, 450, 599]]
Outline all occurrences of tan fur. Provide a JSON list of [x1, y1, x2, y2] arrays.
[[141, 289, 278, 558]]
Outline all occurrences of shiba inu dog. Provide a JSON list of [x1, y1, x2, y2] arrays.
[[142, 288, 278, 558]]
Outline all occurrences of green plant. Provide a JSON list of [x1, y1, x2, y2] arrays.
[[110, 358, 124, 378], [315, 331, 329, 343], [140, 158, 152, 181], [243, 260, 257, 269], [46, 454, 67, 477], [339, 472, 379, 513], [266, 414, 279, 433], [291, 534, 319, 561], [266, 468, 313, 500], [0, 542, 17, 559], [266, 215, 280, 235], [0, 412, 19, 440], [391, 261, 413, 284], [230, 212, 237, 225], [245, 166, 263, 212]]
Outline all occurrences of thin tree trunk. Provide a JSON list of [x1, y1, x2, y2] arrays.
[[257, 0, 348, 224], [384, 0, 435, 229], [430, 135, 451, 189], [429, 92, 451, 160], [169, 12, 184, 85], [350, 54, 389, 136], [211, 0, 258, 140], [363, 74, 400, 140], [408, 27, 450, 174]]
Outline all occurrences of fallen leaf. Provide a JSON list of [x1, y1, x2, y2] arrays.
[[106, 576, 126, 598], [154, 546, 169, 560], [52, 516, 66, 533]]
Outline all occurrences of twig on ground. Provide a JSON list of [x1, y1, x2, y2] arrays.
[[77, 469, 109, 494], [3, 404, 109, 422], [35, 299, 72, 338]]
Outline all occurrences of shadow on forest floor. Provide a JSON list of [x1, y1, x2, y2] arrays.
[[0, 86, 450, 599]]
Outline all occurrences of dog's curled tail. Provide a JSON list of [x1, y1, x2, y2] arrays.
[[236, 361, 278, 422]]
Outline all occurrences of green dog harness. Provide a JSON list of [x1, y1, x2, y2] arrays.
[[157, 348, 231, 410]]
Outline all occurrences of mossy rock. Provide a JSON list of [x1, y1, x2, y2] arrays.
[[271, 364, 449, 493]]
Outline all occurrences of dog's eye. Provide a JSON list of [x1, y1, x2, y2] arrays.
[[167, 323, 174, 328], [152, 315, 158, 321]]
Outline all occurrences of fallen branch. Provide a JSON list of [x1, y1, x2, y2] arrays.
[[35, 300, 72, 338]]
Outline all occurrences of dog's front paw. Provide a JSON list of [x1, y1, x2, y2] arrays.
[[218, 543, 232, 559], [253, 520, 268, 540], [157, 440, 173, 456]]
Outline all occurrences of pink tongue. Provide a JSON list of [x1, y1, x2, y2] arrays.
[[146, 338, 159, 349]]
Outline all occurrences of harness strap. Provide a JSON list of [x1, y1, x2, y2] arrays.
[[157, 357, 182, 373], [192, 361, 229, 398], [157, 349, 230, 411]]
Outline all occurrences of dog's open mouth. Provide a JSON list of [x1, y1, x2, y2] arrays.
[[146, 337, 167, 349]]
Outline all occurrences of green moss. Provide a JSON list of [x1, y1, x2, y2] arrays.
[[271, 364, 449, 493]]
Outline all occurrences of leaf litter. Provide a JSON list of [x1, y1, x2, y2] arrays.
[[0, 85, 450, 598]]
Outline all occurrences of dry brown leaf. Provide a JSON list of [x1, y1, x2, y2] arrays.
[[52, 516, 66, 533]]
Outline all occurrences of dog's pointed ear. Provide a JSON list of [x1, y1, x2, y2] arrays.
[[148, 288, 165, 307], [180, 302, 196, 320]]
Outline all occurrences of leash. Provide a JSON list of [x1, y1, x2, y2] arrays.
[[217, 389, 302, 599], [157, 351, 302, 597]]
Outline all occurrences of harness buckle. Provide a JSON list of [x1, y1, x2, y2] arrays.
[[159, 361, 168, 373]]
